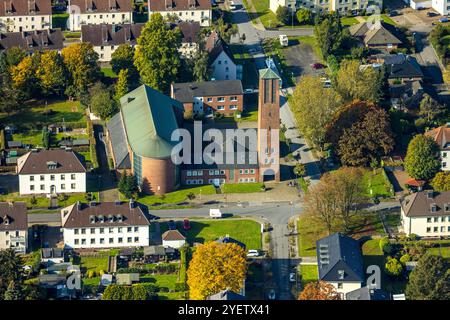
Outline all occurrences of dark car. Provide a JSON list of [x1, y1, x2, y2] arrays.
[[183, 219, 191, 230], [427, 11, 438, 17], [311, 63, 325, 70], [388, 10, 398, 17], [168, 220, 176, 230]]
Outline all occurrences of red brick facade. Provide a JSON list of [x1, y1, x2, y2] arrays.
[[180, 167, 260, 186]]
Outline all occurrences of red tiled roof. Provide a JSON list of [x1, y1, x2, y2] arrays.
[[149, 0, 211, 12], [162, 229, 186, 241], [425, 125, 450, 150], [0, 0, 52, 16]]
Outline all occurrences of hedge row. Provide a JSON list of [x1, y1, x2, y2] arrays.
[[87, 120, 99, 169]]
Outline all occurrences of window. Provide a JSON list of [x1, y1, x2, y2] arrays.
[[61, 184, 65, 190], [187, 171, 192, 176], [109, 238, 114, 244], [118, 227, 122, 233], [40, 175, 45, 181], [100, 238, 105, 244], [134, 237, 139, 243], [217, 97, 225, 102], [337, 283, 343, 289], [118, 237, 123, 243], [50, 175, 55, 181], [30, 176, 34, 181], [71, 183, 76, 189], [434, 217, 439, 222], [134, 227, 139, 232], [71, 174, 76, 180], [74, 239, 79, 245], [81, 239, 86, 245], [61, 174, 65, 180], [230, 105, 237, 110], [230, 96, 238, 101], [81, 228, 86, 234], [197, 170, 203, 176], [40, 185, 45, 190], [427, 227, 431, 233], [90, 239, 95, 244], [434, 227, 438, 232], [30, 185, 34, 191], [90, 228, 95, 234], [100, 228, 104, 234], [109, 227, 114, 234], [127, 237, 132, 243], [74, 229, 79, 235], [217, 105, 225, 110], [207, 98, 213, 102], [127, 227, 132, 232], [215, 170, 220, 175], [427, 218, 432, 223]]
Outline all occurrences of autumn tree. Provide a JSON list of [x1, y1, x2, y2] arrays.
[[114, 69, 130, 102], [61, 42, 100, 97], [10, 54, 39, 97], [294, 163, 306, 177], [384, 257, 403, 277], [404, 135, 441, 180], [430, 171, 450, 191], [298, 281, 341, 300], [335, 60, 384, 103], [187, 242, 247, 300], [36, 50, 68, 96], [290, 76, 342, 151], [338, 107, 394, 166], [406, 253, 450, 300], [134, 13, 181, 93]]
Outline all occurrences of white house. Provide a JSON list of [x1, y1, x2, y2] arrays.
[[61, 200, 151, 249], [178, 21, 201, 59], [205, 31, 239, 81], [81, 23, 144, 62], [425, 124, 450, 171], [149, 0, 212, 27], [270, 0, 383, 15], [0, 202, 28, 254], [401, 190, 450, 237], [68, 0, 133, 31], [406, 0, 447, 16], [316, 233, 365, 298], [17, 149, 87, 196], [162, 230, 186, 249], [0, 0, 52, 33]]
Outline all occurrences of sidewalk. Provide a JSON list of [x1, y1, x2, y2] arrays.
[[241, 0, 266, 31]]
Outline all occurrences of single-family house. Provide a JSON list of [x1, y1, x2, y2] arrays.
[[345, 286, 390, 300], [177, 21, 200, 59], [0, 202, 28, 254], [205, 31, 239, 81], [425, 124, 450, 171], [349, 22, 402, 51], [162, 229, 186, 249]]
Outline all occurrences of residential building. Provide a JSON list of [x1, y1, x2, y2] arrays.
[[0, 202, 28, 254], [400, 190, 450, 237], [161, 229, 186, 249], [0, 29, 64, 53], [345, 286, 390, 300], [270, 0, 383, 14], [68, 0, 133, 31], [177, 21, 200, 59], [206, 289, 245, 300], [205, 31, 240, 81], [316, 233, 365, 297], [148, 0, 212, 27], [17, 149, 87, 196], [61, 200, 151, 249], [0, 0, 52, 33], [406, 0, 447, 16], [270, 0, 297, 13], [349, 21, 402, 51], [425, 124, 450, 171], [379, 54, 424, 84], [171, 80, 244, 116], [81, 23, 144, 62]]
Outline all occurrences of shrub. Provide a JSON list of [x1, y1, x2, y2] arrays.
[[141, 283, 159, 293], [379, 237, 392, 255], [174, 282, 188, 292], [385, 257, 403, 277], [400, 254, 411, 265]]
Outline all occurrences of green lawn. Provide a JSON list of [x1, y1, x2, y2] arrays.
[[427, 240, 450, 259], [140, 274, 179, 291], [360, 14, 396, 26], [0, 193, 50, 209], [52, 13, 69, 30], [221, 182, 264, 194], [362, 239, 382, 255], [101, 67, 118, 79], [0, 100, 85, 131], [82, 276, 101, 293], [362, 168, 394, 198], [80, 253, 109, 274], [164, 219, 262, 250], [341, 16, 359, 26], [243, 0, 282, 29], [297, 216, 327, 257], [137, 185, 216, 205], [239, 103, 258, 122], [299, 265, 318, 287]]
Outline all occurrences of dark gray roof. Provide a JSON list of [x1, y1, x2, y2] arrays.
[[346, 286, 390, 300], [206, 289, 245, 300], [0, 202, 27, 231], [81, 23, 144, 46], [349, 22, 402, 46], [7, 141, 22, 148], [106, 113, 131, 169], [383, 54, 423, 79], [401, 190, 450, 217], [0, 29, 64, 52], [172, 80, 243, 103], [316, 233, 364, 283], [177, 21, 200, 43], [144, 245, 166, 256]]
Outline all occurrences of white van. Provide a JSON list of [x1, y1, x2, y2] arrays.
[[209, 208, 223, 219], [247, 250, 260, 257], [279, 35, 288, 47]]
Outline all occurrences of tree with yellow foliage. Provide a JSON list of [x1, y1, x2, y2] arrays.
[[187, 242, 247, 300], [298, 281, 341, 300], [36, 51, 67, 96], [10, 54, 39, 97]]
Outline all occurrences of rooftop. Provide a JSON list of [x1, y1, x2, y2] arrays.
[[81, 23, 144, 46], [149, 0, 211, 11], [425, 124, 450, 150], [0, 202, 28, 231], [17, 149, 86, 175], [171, 80, 243, 103], [401, 190, 450, 217], [162, 229, 186, 241], [0, 29, 64, 52], [69, 0, 133, 13], [0, 0, 52, 16]]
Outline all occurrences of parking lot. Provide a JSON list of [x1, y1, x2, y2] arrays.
[[282, 39, 324, 83]]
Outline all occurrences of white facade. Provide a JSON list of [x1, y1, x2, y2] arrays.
[[210, 51, 237, 81], [401, 207, 450, 237], [150, 9, 211, 27], [62, 225, 150, 249], [328, 281, 362, 297], [179, 42, 199, 59], [0, 14, 51, 32], [19, 172, 86, 195], [0, 229, 27, 254], [68, 11, 133, 31], [162, 239, 186, 249], [441, 150, 450, 171], [93, 43, 137, 62], [270, 0, 383, 13], [270, 0, 297, 13]]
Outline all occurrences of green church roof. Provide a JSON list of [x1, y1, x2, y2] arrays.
[[119, 85, 182, 159], [259, 67, 281, 80]]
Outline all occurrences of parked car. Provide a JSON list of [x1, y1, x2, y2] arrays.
[[247, 249, 260, 257], [311, 63, 325, 70], [427, 11, 438, 17], [268, 289, 276, 300], [388, 10, 398, 17], [168, 220, 176, 230], [289, 273, 296, 283], [209, 208, 223, 218], [244, 88, 254, 94], [439, 17, 449, 23], [183, 219, 190, 230]]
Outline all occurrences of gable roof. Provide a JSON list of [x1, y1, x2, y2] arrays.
[[205, 31, 234, 65], [171, 80, 243, 103], [81, 23, 144, 46], [346, 286, 390, 300], [61, 201, 150, 228], [119, 85, 182, 159], [401, 190, 450, 217], [260, 67, 281, 80], [207, 289, 245, 300], [106, 112, 131, 169], [384, 54, 423, 79], [349, 22, 402, 46], [316, 233, 364, 283], [149, 0, 211, 12], [17, 149, 86, 175], [177, 21, 200, 43], [0, 29, 64, 52], [0, 202, 27, 231], [425, 124, 450, 150], [69, 0, 133, 13], [162, 229, 186, 241], [0, 0, 52, 16]]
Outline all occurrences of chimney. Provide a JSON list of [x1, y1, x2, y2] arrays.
[[76, 201, 82, 211], [129, 198, 135, 209], [427, 190, 434, 199], [89, 201, 96, 207]]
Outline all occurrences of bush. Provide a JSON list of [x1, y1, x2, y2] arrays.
[[141, 283, 159, 293], [400, 253, 411, 265], [379, 237, 392, 255], [87, 270, 96, 278], [385, 257, 403, 277], [158, 286, 170, 293], [174, 282, 188, 292]]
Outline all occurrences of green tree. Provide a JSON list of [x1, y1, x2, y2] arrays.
[[132, 284, 148, 300], [110, 44, 139, 89], [314, 12, 343, 59], [384, 257, 403, 277], [404, 135, 441, 180], [276, 6, 291, 25], [379, 237, 393, 255], [430, 171, 450, 191], [42, 127, 51, 149], [118, 171, 139, 199], [36, 51, 68, 96], [419, 94, 446, 122], [114, 69, 130, 102], [61, 42, 100, 98], [134, 13, 182, 93], [406, 253, 450, 300], [296, 8, 313, 25], [294, 163, 306, 177], [5, 47, 26, 67], [0, 249, 23, 298], [192, 49, 210, 82], [89, 83, 117, 119], [4, 280, 24, 300]]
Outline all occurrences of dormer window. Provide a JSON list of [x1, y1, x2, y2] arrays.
[[3, 215, 10, 225], [431, 203, 437, 213], [338, 270, 345, 280], [47, 161, 58, 169], [89, 215, 96, 224], [108, 215, 114, 223], [427, 191, 434, 199], [445, 204, 450, 212], [98, 215, 104, 223], [117, 214, 123, 223]]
